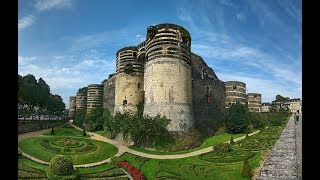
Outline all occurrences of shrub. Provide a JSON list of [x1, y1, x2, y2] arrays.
[[241, 158, 252, 178], [230, 136, 235, 145], [48, 155, 74, 176], [225, 102, 248, 134], [248, 112, 267, 129], [18, 150, 23, 158], [213, 143, 232, 153], [214, 126, 227, 135], [51, 127, 55, 135]]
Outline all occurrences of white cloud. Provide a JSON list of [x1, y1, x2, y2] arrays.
[[218, 73, 302, 103], [18, 15, 35, 31], [18, 56, 37, 65], [34, 0, 72, 11], [18, 54, 116, 108]]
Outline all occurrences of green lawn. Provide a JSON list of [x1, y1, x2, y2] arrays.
[[43, 124, 89, 138], [18, 157, 49, 172], [129, 133, 246, 155], [18, 125, 284, 179], [19, 136, 118, 165]]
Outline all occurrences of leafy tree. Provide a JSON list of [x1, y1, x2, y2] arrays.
[[74, 109, 86, 127], [84, 107, 104, 131], [225, 102, 248, 134]]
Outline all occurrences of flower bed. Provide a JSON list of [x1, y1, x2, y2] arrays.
[[116, 161, 144, 180]]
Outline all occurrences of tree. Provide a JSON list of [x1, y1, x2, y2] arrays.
[[225, 102, 248, 134]]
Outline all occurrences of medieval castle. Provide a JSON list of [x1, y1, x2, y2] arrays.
[[68, 23, 262, 132]]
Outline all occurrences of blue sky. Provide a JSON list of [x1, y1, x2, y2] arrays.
[[18, 0, 302, 109]]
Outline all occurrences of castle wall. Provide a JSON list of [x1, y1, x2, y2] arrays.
[[143, 24, 194, 131], [86, 84, 104, 112], [191, 53, 226, 131], [225, 81, 247, 108], [103, 75, 116, 114], [68, 96, 76, 119], [76, 93, 87, 111], [114, 47, 144, 114], [247, 93, 262, 112]]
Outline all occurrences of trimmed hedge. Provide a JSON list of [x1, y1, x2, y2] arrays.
[[49, 155, 74, 176]]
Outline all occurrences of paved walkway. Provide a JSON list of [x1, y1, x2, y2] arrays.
[[18, 122, 260, 167], [256, 114, 301, 180]]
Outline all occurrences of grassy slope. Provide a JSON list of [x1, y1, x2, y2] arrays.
[[129, 133, 245, 155]]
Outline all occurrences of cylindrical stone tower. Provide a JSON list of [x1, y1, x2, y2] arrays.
[[68, 96, 76, 119], [114, 46, 144, 114], [76, 92, 87, 111], [143, 23, 194, 132], [247, 93, 262, 112], [86, 84, 104, 112], [225, 81, 247, 108]]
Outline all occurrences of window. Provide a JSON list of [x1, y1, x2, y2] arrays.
[[205, 86, 210, 96], [123, 100, 127, 105], [133, 52, 137, 59], [232, 86, 237, 89]]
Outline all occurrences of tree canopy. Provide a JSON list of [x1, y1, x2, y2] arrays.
[[18, 74, 66, 120]]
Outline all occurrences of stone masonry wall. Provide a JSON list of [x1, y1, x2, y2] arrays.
[[103, 75, 116, 114], [256, 115, 298, 179], [191, 53, 226, 133]]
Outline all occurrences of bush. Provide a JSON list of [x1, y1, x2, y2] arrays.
[[48, 155, 74, 176], [214, 126, 227, 135], [213, 143, 232, 153], [248, 112, 267, 129], [230, 136, 235, 145], [241, 158, 252, 178], [164, 130, 201, 151], [225, 102, 248, 134]]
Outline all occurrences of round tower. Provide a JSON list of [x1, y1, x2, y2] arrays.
[[86, 84, 104, 112], [76, 92, 87, 111], [225, 81, 247, 108], [68, 96, 76, 119], [114, 46, 144, 114], [247, 93, 262, 112], [143, 23, 194, 132]]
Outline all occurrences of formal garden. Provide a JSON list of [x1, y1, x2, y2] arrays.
[[18, 92, 292, 179]]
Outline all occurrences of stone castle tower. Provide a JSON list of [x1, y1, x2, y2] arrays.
[[143, 24, 194, 131], [86, 84, 104, 112], [76, 92, 87, 111], [68, 96, 76, 119], [114, 47, 144, 114], [69, 23, 262, 133], [224, 81, 247, 108], [247, 93, 262, 112]]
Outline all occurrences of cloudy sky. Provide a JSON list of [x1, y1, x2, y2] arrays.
[[18, 0, 302, 109]]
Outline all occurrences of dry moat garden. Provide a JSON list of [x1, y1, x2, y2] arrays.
[[18, 121, 286, 180]]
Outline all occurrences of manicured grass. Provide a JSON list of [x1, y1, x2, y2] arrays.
[[93, 130, 106, 136], [18, 157, 49, 172], [112, 126, 283, 179], [19, 136, 118, 165], [18, 124, 284, 179], [77, 163, 115, 174], [43, 125, 89, 138], [129, 133, 246, 155]]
